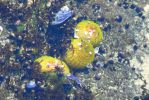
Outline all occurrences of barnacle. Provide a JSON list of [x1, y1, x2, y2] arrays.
[[74, 20, 103, 47], [35, 56, 70, 75], [64, 39, 95, 68]]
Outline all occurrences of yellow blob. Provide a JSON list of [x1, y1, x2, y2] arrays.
[[35, 56, 70, 75], [75, 20, 103, 47], [64, 39, 95, 68]]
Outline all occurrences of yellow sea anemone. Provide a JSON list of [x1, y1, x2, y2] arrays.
[[75, 20, 103, 47], [64, 39, 95, 68], [34, 56, 70, 75]]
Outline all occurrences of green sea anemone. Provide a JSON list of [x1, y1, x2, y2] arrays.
[[64, 39, 95, 69], [75, 20, 103, 47], [35, 56, 70, 75]]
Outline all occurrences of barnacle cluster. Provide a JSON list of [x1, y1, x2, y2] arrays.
[[35, 56, 70, 75], [75, 20, 103, 47], [64, 38, 95, 68]]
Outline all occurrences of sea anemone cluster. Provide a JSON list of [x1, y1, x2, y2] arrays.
[[35, 20, 103, 72], [74, 20, 103, 47], [31, 19, 103, 100], [64, 20, 103, 68], [35, 20, 103, 81], [35, 56, 70, 75], [64, 38, 95, 68]]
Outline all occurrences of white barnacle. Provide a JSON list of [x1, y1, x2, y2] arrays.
[[94, 47, 99, 54], [78, 42, 82, 46], [46, 62, 52, 68], [54, 60, 59, 66], [89, 51, 92, 55], [26, 80, 36, 89], [79, 47, 82, 50], [75, 29, 79, 32], [144, 4, 149, 12], [89, 29, 95, 36], [61, 5, 70, 11], [0, 26, 3, 35], [60, 65, 64, 68], [84, 31, 88, 35], [87, 36, 91, 39], [74, 33, 79, 38]]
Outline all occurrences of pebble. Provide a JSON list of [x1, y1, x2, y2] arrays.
[[46, 1, 52, 7], [130, 4, 136, 9], [67, 74, 81, 85], [135, 7, 142, 13], [18, 0, 27, 3], [122, 2, 129, 9], [92, 3, 101, 11], [124, 24, 129, 29], [103, 27, 108, 32], [103, 63, 108, 68], [97, 17, 105, 23], [133, 45, 138, 51], [98, 47, 106, 54], [26, 80, 36, 89], [115, 15, 123, 23], [118, 52, 125, 59], [144, 4, 149, 12], [134, 96, 140, 100], [63, 84, 72, 93], [94, 47, 99, 54], [141, 16, 145, 20], [107, 60, 114, 65], [143, 44, 147, 48], [0, 75, 4, 84], [138, 12, 143, 17], [94, 74, 101, 80], [52, 6, 73, 25], [103, 24, 111, 31], [106, 24, 111, 30]]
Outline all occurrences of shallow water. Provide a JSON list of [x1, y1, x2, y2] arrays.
[[0, 0, 149, 100]]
